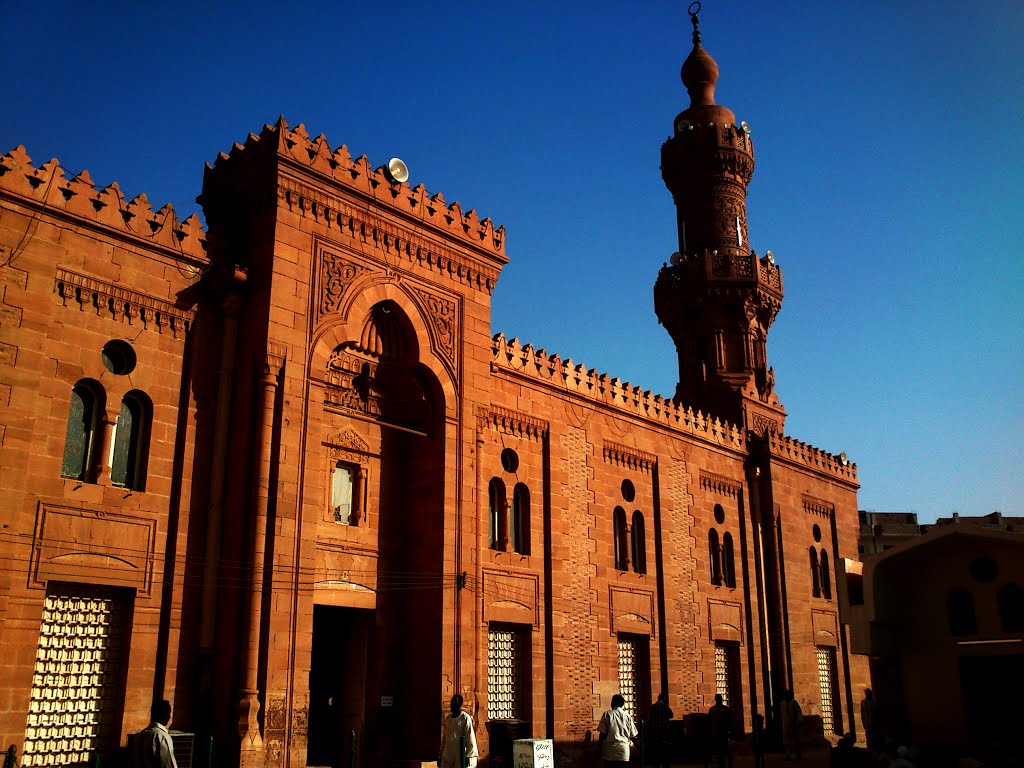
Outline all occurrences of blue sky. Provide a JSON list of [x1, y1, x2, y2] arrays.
[[3, 2, 1021, 521]]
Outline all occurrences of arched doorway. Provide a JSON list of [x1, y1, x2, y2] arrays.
[[309, 300, 446, 766]]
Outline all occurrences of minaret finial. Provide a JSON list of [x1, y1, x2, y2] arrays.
[[689, 2, 702, 46]]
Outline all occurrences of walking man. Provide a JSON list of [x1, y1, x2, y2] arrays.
[[598, 694, 639, 768]]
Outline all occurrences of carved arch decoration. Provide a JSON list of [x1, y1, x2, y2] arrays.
[[309, 285, 457, 421], [311, 242, 460, 387]]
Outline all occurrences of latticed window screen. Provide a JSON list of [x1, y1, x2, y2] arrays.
[[816, 646, 838, 735], [23, 587, 126, 767], [617, 637, 638, 719], [714, 644, 730, 706], [488, 627, 520, 719]]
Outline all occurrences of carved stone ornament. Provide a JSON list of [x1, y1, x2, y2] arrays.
[[412, 286, 457, 367], [326, 428, 371, 466], [318, 250, 368, 319], [751, 412, 780, 436]]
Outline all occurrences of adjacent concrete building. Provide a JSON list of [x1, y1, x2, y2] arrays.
[[846, 513, 1024, 759], [0, 14, 868, 768]]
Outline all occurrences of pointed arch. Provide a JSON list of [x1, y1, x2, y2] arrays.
[[309, 281, 457, 418]]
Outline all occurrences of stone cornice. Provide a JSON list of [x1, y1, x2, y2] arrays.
[[281, 175, 501, 295], [802, 494, 835, 518], [0, 146, 207, 266], [490, 332, 746, 452], [699, 470, 743, 498], [54, 268, 194, 339], [477, 405, 548, 441], [602, 441, 656, 473]]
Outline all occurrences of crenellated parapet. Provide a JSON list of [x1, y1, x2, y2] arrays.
[[0, 146, 207, 265], [491, 332, 745, 451], [767, 431, 858, 485], [204, 117, 506, 259]]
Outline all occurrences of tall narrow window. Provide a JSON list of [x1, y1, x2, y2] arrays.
[[998, 583, 1024, 633], [722, 532, 736, 588], [630, 511, 646, 574], [948, 588, 978, 636], [332, 464, 355, 524], [110, 391, 151, 491], [709, 529, 722, 586], [61, 380, 104, 482], [810, 547, 821, 597], [488, 478, 507, 551], [820, 550, 832, 600], [614, 507, 629, 571], [512, 483, 530, 556]]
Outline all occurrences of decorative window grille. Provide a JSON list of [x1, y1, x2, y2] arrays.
[[816, 646, 839, 735], [332, 465, 354, 524], [23, 587, 127, 767], [617, 637, 638, 719], [488, 627, 521, 719], [714, 644, 730, 706]]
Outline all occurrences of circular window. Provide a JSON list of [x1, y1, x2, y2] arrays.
[[812, 524, 822, 543], [101, 340, 137, 375], [621, 479, 636, 502], [500, 448, 519, 473], [970, 556, 998, 583], [714, 504, 726, 525]]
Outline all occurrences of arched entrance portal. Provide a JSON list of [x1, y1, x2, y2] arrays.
[[308, 300, 446, 767]]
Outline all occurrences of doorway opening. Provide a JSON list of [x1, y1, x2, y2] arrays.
[[307, 605, 372, 768]]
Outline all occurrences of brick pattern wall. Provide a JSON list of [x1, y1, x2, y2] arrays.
[[666, 457, 701, 714], [558, 425, 598, 737]]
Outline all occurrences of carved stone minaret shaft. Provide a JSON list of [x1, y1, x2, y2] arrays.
[[654, 13, 786, 434]]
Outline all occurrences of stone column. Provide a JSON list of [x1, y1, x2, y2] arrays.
[[239, 353, 282, 760]]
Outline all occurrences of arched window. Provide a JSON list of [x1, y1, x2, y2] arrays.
[[511, 483, 530, 556], [722, 532, 736, 588], [998, 583, 1024, 633], [820, 550, 832, 600], [488, 478, 506, 551], [61, 379, 105, 482], [709, 529, 722, 586], [809, 548, 821, 597], [613, 507, 629, 571], [948, 588, 977, 636], [631, 511, 646, 575], [110, 391, 152, 491]]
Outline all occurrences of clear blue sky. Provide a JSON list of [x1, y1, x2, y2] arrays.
[[3, 2, 1021, 522]]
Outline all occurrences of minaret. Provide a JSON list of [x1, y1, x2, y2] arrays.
[[654, 5, 786, 435]]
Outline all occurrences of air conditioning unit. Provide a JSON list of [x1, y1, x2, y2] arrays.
[[169, 732, 195, 768]]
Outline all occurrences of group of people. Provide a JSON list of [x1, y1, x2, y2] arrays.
[[132, 687, 880, 768]]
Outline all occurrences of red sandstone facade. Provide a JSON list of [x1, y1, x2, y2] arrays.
[[0, 19, 868, 768]]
